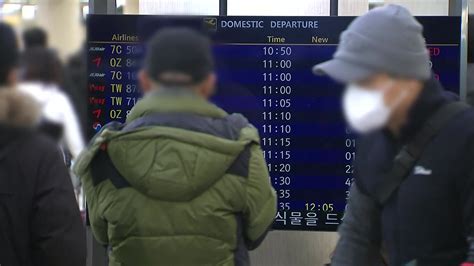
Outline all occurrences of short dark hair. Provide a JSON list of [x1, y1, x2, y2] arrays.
[[21, 48, 63, 84], [145, 27, 214, 87], [23, 27, 48, 49], [0, 23, 19, 86]]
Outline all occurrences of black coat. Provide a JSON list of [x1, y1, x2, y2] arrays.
[[0, 89, 86, 266], [332, 78, 474, 266]]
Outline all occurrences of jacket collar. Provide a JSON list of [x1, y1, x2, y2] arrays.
[[0, 125, 29, 149], [0, 87, 40, 148], [397, 77, 454, 142], [126, 88, 227, 123]]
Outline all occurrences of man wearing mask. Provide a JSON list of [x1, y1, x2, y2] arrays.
[[75, 28, 277, 265], [313, 5, 474, 266], [0, 23, 86, 266]]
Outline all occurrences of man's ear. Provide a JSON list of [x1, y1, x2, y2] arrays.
[[198, 73, 216, 99], [138, 69, 153, 94]]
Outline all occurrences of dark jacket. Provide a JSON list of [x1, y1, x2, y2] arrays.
[[0, 88, 86, 266], [332, 78, 474, 266]]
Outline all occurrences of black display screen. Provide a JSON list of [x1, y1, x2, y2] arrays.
[[87, 15, 461, 231]]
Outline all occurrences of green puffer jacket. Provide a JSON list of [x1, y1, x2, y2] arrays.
[[74, 91, 277, 266]]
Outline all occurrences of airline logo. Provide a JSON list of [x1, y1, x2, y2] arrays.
[[203, 18, 217, 31]]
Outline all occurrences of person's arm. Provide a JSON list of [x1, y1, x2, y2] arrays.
[[84, 149, 112, 245], [331, 183, 384, 266], [242, 144, 277, 250], [30, 140, 86, 266], [73, 132, 111, 245]]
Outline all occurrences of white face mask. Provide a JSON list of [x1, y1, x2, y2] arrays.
[[342, 81, 403, 134]]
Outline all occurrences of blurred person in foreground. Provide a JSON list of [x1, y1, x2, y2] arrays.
[[22, 27, 48, 50], [74, 28, 277, 266], [19, 47, 85, 160], [313, 5, 474, 266], [0, 22, 86, 266]]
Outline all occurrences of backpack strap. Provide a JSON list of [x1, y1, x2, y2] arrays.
[[90, 147, 131, 189], [374, 101, 470, 205]]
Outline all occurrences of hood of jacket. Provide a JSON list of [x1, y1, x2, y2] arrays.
[[76, 89, 260, 202], [0, 87, 40, 147]]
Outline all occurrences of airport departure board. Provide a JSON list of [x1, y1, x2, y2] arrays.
[[87, 15, 461, 231]]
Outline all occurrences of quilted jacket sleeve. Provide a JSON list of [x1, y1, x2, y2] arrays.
[[242, 143, 277, 250]]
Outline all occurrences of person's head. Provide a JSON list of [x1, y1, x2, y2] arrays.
[[313, 4, 430, 134], [22, 27, 48, 49], [139, 27, 216, 99], [21, 47, 63, 85], [0, 23, 20, 88]]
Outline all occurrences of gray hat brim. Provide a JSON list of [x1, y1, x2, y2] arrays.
[[312, 59, 374, 84]]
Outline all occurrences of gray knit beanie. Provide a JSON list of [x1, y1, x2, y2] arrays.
[[313, 4, 431, 83]]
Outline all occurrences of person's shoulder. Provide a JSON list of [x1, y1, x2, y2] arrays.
[[450, 105, 474, 133], [47, 85, 72, 104], [226, 113, 250, 130], [17, 130, 60, 158], [459, 105, 474, 121], [18, 82, 41, 95], [440, 105, 474, 153], [226, 113, 261, 142], [3, 131, 62, 183], [357, 130, 386, 149]]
